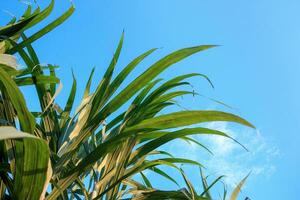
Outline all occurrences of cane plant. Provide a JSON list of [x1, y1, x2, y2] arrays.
[[0, 1, 253, 199]]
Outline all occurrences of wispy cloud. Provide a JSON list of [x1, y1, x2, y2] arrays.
[[165, 122, 279, 189]]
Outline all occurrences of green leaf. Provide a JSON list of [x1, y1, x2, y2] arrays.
[[0, 15, 36, 37], [179, 169, 196, 199], [60, 71, 77, 128], [0, 68, 35, 133], [14, 75, 60, 86], [139, 82, 190, 107], [0, 127, 50, 200], [13, 139, 49, 200], [149, 167, 179, 187], [140, 172, 152, 188], [159, 73, 213, 89], [21, 33, 40, 65], [199, 168, 223, 199], [89, 32, 124, 117], [149, 91, 194, 106], [8, 4, 74, 54], [83, 68, 95, 99], [181, 136, 213, 155], [21, 6, 32, 19], [230, 172, 250, 200], [125, 110, 255, 132]]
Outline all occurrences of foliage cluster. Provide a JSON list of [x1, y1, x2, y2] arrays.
[[0, 1, 253, 199]]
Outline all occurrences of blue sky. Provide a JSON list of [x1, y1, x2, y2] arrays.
[[1, 0, 300, 199]]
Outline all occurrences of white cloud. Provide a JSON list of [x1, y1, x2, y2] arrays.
[[165, 122, 279, 189]]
